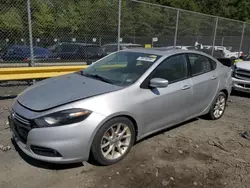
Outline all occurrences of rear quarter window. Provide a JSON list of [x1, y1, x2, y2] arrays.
[[8, 47, 23, 55], [56, 44, 79, 53], [209, 59, 217, 70], [104, 45, 117, 52], [188, 53, 215, 76]]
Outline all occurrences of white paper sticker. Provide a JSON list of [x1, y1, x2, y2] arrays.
[[152, 37, 158, 42], [137, 56, 156, 62]]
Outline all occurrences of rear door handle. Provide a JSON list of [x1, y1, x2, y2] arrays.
[[182, 85, 191, 90], [212, 76, 217, 80]]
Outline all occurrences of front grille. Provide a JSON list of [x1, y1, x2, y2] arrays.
[[11, 111, 32, 144], [13, 112, 30, 126], [235, 68, 250, 81], [14, 126, 29, 143], [238, 83, 250, 89]]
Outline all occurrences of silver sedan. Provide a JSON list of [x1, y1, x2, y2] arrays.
[[9, 48, 232, 165]]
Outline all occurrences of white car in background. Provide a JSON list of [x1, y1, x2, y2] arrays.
[[232, 53, 250, 93], [156, 46, 196, 50], [102, 43, 143, 55], [203, 45, 243, 59]]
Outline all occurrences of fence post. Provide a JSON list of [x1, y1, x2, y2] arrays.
[[99, 37, 102, 46], [174, 9, 180, 47], [117, 0, 122, 51], [211, 17, 218, 57], [239, 23, 246, 57], [221, 37, 224, 46], [196, 36, 199, 43], [27, 0, 34, 67]]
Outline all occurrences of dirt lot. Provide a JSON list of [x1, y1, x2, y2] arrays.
[[1, 92, 250, 188]]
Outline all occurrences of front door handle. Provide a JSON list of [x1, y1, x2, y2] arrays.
[[182, 85, 191, 90], [211, 76, 217, 80]]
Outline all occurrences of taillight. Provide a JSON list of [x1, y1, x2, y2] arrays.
[[23, 58, 30, 62]]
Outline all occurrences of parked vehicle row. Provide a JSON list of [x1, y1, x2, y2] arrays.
[[0, 42, 245, 64], [0, 43, 144, 64], [0, 43, 107, 64]]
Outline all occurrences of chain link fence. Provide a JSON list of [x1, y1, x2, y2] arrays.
[[177, 10, 216, 48], [0, 0, 249, 97], [122, 1, 177, 47]]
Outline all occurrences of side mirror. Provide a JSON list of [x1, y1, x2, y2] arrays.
[[149, 78, 169, 88]]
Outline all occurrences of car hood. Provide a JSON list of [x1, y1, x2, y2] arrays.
[[236, 61, 250, 70], [17, 72, 122, 111]]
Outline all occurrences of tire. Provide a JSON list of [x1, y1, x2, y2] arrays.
[[90, 117, 136, 166], [207, 92, 227, 120]]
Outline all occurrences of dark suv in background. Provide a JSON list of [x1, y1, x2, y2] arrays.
[[50, 43, 106, 64]]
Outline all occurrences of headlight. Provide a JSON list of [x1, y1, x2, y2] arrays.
[[35, 108, 92, 127], [231, 65, 236, 76]]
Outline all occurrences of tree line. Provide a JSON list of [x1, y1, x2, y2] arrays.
[[0, 0, 249, 43]]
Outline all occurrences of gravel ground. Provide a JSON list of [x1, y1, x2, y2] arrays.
[[0, 92, 250, 188]]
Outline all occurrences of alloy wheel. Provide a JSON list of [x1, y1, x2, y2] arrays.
[[213, 95, 226, 118], [100, 123, 132, 160]]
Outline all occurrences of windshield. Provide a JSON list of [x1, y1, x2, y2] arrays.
[[55, 44, 79, 53], [103, 45, 118, 53], [81, 51, 161, 86]]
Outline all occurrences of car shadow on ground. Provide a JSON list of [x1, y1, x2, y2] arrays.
[[11, 118, 200, 168], [11, 138, 83, 170], [231, 90, 250, 99]]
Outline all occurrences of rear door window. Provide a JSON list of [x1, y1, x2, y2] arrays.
[[187, 54, 213, 76], [85, 46, 101, 55], [104, 45, 118, 53], [56, 44, 79, 53], [8, 48, 23, 56]]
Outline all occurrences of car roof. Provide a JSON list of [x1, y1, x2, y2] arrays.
[[123, 48, 205, 56], [102, 43, 142, 46], [9, 45, 48, 50], [58, 42, 99, 47]]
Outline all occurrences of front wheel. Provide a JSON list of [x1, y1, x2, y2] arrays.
[[90, 117, 135, 165], [207, 92, 227, 120]]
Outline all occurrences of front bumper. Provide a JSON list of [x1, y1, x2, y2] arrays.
[[232, 77, 250, 93], [9, 112, 106, 164]]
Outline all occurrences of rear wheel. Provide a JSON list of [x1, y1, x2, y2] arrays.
[[90, 117, 135, 165], [207, 92, 227, 120]]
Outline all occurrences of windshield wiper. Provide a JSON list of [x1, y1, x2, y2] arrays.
[[83, 73, 113, 84]]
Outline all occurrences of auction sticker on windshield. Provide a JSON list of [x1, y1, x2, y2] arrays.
[[137, 56, 157, 62]]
